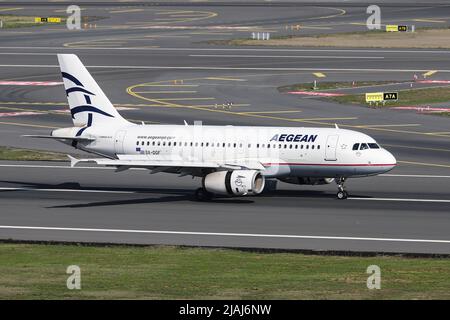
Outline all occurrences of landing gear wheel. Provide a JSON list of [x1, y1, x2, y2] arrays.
[[337, 190, 348, 200], [336, 177, 348, 200], [194, 188, 213, 201]]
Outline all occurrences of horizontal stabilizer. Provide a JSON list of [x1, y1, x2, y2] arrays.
[[22, 135, 95, 141]]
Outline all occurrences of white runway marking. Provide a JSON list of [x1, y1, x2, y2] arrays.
[[0, 81, 62, 86], [1, 46, 450, 54], [0, 186, 448, 203], [1, 64, 450, 73], [189, 54, 385, 59], [349, 197, 450, 203], [2, 163, 450, 179], [0, 225, 449, 244], [381, 174, 450, 178], [0, 187, 135, 194]]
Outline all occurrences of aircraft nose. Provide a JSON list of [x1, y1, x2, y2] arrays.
[[383, 149, 397, 171]]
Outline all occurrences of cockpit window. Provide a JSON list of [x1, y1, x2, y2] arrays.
[[352, 143, 360, 151], [360, 143, 369, 150], [368, 143, 380, 149]]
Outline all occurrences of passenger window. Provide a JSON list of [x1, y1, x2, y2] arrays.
[[136, 141, 139, 146], [317, 145, 320, 150], [352, 143, 359, 150], [360, 143, 369, 150], [311, 145, 315, 150], [141, 141, 144, 146], [306, 145, 309, 149]]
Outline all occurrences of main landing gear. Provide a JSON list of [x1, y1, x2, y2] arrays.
[[194, 188, 214, 201], [336, 177, 348, 200]]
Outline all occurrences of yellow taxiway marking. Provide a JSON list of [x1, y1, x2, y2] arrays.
[[423, 70, 437, 77], [297, 26, 332, 30], [426, 132, 450, 135], [398, 160, 450, 168], [240, 110, 302, 114], [109, 9, 144, 14], [133, 91, 197, 94], [313, 72, 326, 78], [54, 8, 85, 12], [155, 11, 194, 15], [0, 7, 22, 12], [356, 124, 421, 128], [154, 97, 215, 101], [189, 32, 233, 35], [294, 117, 357, 121], [205, 77, 247, 81], [139, 84, 199, 87], [383, 144, 450, 153], [413, 19, 446, 23], [127, 79, 450, 139], [0, 121, 59, 129]]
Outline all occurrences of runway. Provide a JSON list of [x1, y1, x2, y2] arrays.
[[0, 0, 449, 254]]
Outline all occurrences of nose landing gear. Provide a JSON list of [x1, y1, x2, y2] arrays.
[[336, 177, 348, 199]]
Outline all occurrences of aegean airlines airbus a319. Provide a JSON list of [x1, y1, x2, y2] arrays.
[[26, 54, 397, 200]]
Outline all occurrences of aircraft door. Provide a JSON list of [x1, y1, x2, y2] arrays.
[[114, 130, 126, 154], [325, 135, 339, 161]]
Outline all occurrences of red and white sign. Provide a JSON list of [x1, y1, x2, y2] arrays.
[[0, 111, 42, 118], [0, 81, 63, 86], [287, 91, 345, 97]]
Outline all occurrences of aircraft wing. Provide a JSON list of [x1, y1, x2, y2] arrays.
[[68, 155, 266, 173]]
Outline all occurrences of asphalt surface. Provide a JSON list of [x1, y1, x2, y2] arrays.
[[0, 1, 449, 254]]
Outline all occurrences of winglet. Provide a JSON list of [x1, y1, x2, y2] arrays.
[[335, 123, 339, 129], [67, 154, 79, 168]]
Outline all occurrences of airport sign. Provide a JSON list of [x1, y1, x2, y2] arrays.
[[365, 92, 384, 102], [366, 91, 398, 103], [383, 92, 398, 101], [386, 25, 408, 32], [35, 17, 62, 23]]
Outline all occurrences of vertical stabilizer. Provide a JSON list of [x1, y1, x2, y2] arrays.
[[57, 54, 129, 127]]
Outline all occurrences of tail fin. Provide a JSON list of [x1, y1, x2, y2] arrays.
[[57, 54, 129, 127]]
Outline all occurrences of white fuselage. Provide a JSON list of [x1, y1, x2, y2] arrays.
[[59, 124, 397, 179]]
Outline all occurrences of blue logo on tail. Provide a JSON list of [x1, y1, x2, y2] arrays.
[[62, 72, 114, 119]]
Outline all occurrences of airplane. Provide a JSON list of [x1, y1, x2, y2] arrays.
[[25, 54, 397, 201]]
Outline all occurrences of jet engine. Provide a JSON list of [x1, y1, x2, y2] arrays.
[[278, 177, 335, 185], [203, 170, 265, 196]]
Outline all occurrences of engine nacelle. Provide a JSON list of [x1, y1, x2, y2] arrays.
[[278, 177, 335, 185], [204, 170, 265, 196]]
